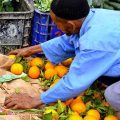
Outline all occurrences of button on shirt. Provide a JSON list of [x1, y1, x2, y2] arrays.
[[40, 9, 120, 104]]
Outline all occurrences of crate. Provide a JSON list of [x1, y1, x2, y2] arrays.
[[50, 22, 64, 39], [31, 9, 63, 57], [31, 9, 63, 45], [0, 0, 34, 54]]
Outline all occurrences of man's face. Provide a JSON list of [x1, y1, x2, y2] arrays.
[[50, 11, 76, 36]]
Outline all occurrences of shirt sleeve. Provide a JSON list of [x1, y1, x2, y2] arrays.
[[104, 63, 120, 77], [40, 34, 75, 64], [40, 50, 118, 104]]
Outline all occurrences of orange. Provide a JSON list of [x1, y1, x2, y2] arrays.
[[28, 66, 40, 79], [93, 92, 102, 99], [68, 112, 83, 120], [61, 58, 73, 66], [45, 61, 55, 70], [55, 65, 68, 78], [70, 101, 86, 114], [65, 98, 74, 106], [87, 109, 100, 120], [70, 96, 83, 105], [84, 115, 99, 120], [104, 115, 118, 120], [70, 96, 86, 114], [44, 108, 59, 120], [44, 68, 57, 80], [50, 78, 60, 88], [8, 55, 16, 59], [10, 63, 23, 75], [30, 57, 44, 67]]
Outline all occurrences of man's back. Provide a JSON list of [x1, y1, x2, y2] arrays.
[[80, 9, 120, 52]]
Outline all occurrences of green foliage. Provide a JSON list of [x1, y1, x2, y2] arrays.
[[15, 87, 21, 94], [81, 81, 115, 119], [57, 99, 66, 114], [0, 0, 13, 12], [34, 0, 53, 12], [0, 73, 27, 83], [43, 112, 52, 120], [40, 74, 59, 88]]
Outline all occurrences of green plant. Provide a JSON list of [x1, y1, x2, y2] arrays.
[[0, 0, 13, 12], [34, 0, 53, 12]]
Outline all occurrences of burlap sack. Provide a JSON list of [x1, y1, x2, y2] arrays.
[[0, 114, 42, 120], [0, 54, 44, 119], [0, 54, 14, 70], [0, 71, 42, 105]]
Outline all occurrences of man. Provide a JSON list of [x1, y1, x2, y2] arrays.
[[4, 0, 120, 111]]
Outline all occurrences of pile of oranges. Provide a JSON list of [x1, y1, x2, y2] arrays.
[[8, 55, 118, 120], [9, 55, 71, 81], [43, 92, 118, 120], [43, 96, 118, 120], [10, 57, 44, 79]]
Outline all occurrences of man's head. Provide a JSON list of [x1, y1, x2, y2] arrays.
[[50, 0, 90, 36]]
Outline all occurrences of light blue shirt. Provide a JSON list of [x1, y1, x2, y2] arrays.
[[40, 9, 120, 104]]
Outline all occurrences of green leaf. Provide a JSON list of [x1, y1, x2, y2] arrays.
[[52, 74, 59, 81], [15, 87, 21, 94], [21, 76, 30, 82], [82, 95, 93, 103], [12, 109, 43, 113], [43, 112, 52, 120], [67, 107, 72, 115], [25, 109, 43, 113], [15, 56, 23, 63], [106, 106, 115, 116], [85, 88, 94, 96], [0, 2, 3, 11], [93, 99, 102, 106], [40, 70, 44, 77], [0, 112, 6, 115], [34, 0, 53, 12], [12, 109, 26, 113], [5, 4, 13, 12], [45, 106, 57, 110], [57, 99, 66, 114], [59, 114, 68, 120]]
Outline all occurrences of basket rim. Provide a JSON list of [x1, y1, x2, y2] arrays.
[[34, 8, 50, 15]]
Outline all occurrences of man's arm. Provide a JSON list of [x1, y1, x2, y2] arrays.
[[8, 34, 75, 59], [8, 45, 43, 57], [41, 34, 75, 64], [40, 50, 117, 104]]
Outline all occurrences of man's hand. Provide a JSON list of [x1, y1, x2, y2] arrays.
[[8, 47, 32, 57], [4, 93, 42, 109], [8, 45, 43, 57]]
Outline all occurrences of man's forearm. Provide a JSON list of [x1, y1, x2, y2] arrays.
[[28, 45, 43, 55]]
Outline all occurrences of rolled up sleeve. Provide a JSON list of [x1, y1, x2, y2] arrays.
[[40, 50, 118, 104], [40, 35, 75, 64]]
